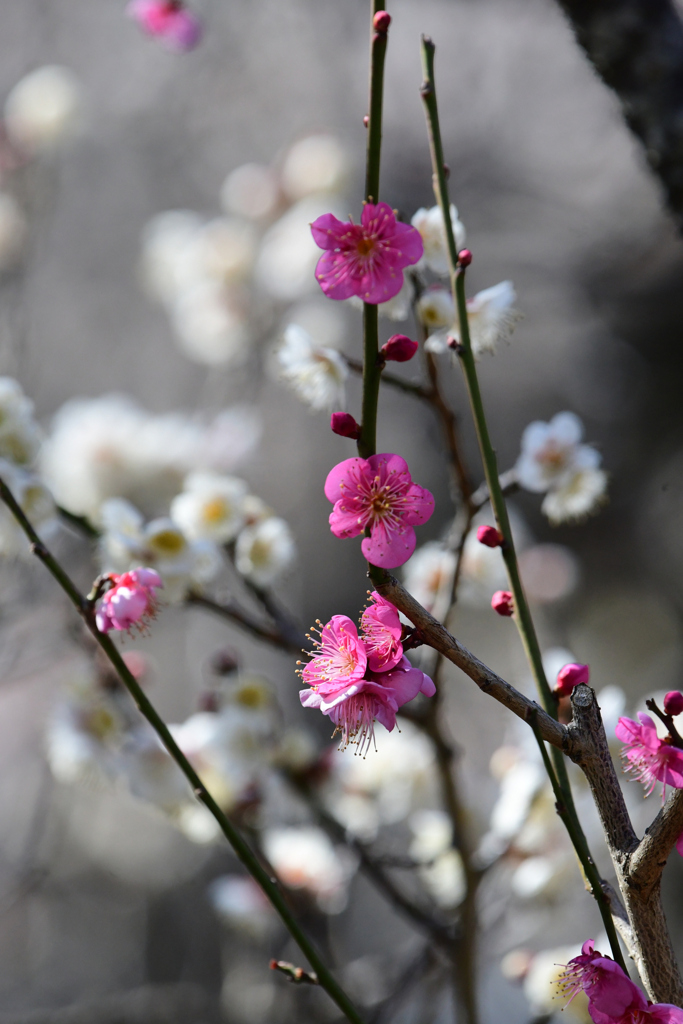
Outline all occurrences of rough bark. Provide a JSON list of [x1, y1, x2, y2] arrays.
[[556, 0, 683, 227]]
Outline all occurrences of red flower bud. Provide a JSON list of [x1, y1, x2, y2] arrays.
[[477, 525, 503, 548], [458, 249, 472, 268], [330, 411, 361, 440], [554, 662, 590, 698], [664, 691, 683, 716], [373, 10, 391, 32], [363, 115, 369, 128], [381, 334, 418, 363], [491, 590, 514, 617]]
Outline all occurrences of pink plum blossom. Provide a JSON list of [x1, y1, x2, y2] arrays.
[[311, 203, 423, 305], [96, 568, 163, 634], [301, 615, 367, 696], [360, 591, 403, 672], [300, 655, 434, 755], [615, 714, 683, 798], [491, 590, 514, 617], [558, 941, 640, 1021], [324, 453, 434, 568], [127, 0, 202, 52]]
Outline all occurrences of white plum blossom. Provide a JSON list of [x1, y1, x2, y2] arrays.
[[0, 194, 26, 271], [425, 281, 520, 358], [416, 285, 455, 335], [409, 810, 465, 909], [235, 516, 295, 588], [40, 395, 260, 521], [280, 135, 350, 203], [262, 826, 356, 913], [411, 204, 466, 277], [4, 65, 82, 154], [221, 163, 280, 221], [170, 472, 248, 543], [276, 323, 347, 411], [208, 875, 276, 939], [197, 218, 257, 287], [0, 459, 58, 558], [402, 541, 456, 622], [256, 197, 342, 301], [140, 210, 205, 303], [170, 280, 250, 366], [516, 411, 607, 524]]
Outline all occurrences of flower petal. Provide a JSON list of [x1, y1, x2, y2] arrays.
[[362, 523, 416, 568]]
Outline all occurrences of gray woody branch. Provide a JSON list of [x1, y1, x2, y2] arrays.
[[378, 574, 683, 1004], [555, 0, 683, 227]]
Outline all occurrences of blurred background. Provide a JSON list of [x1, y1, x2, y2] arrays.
[[0, 0, 682, 1022]]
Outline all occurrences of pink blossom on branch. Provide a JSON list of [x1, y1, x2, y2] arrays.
[[300, 615, 367, 696], [127, 0, 202, 52], [311, 203, 423, 304], [360, 591, 403, 672], [95, 568, 163, 634], [324, 453, 434, 568], [615, 713, 683, 798]]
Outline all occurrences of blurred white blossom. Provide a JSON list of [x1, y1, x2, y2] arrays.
[[416, 285, 455, 334], [262, 826, 355, 913], [0, 458, 57, 557], [235, 516, 295, 588], [4, 65, 82, 154], [0, 376, 41, 465], [280, 135, 349, 203], [221, 163, 280, 221], [170, 472, 248, 543], [541, 458, 608, 525], [276, 323, 347, 411], [409, 809, 465, 909], [256, 197, 342, 301], [425, 281, 520, 358], [402, 541, 456, 622], [208, 875, 276, 939], [523, 945, 591, 1022], [411, 204, 466, 277]]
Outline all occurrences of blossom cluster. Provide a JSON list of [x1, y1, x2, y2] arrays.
[[299, 592, 435, 753]]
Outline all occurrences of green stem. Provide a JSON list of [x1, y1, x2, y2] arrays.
[[359, 304, 381, 459], [419, 34, 626, 970], [0, 479, 366, 1024]]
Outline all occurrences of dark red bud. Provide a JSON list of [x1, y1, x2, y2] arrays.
[[491, 590, 514, 617], [458, 249, 472, 268], [477, 525, 503, 548], [373, 10, 391, 32], [664, 691, 683, 716], [330, 411, 361, 440], [381, 334, 418, 363]]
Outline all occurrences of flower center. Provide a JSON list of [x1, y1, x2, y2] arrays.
[[203, 497, 229, 524], [356, 236, 375, 257]]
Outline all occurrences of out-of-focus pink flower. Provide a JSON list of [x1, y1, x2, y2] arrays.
[[361, 591, 403, 672], [311, 203, 423, 305], [476, 524, 503, 548], [491, 590, 514, 617], [300, 655, 434, 754], [127, 0, 202, 52], [300, 615, 367, 697], [330, 412, 361, 440], [664, 691, 683, 717], [554, 662, 590, 698], [324, 453, 434, 568], [558, 940, 640, 1021], [616, 714, 683, 798], [96, 568, 163, 634], [381, 334, 418, 363]]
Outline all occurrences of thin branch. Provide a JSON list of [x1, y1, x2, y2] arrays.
[[0, 477, 365, 1024], [630, 789, 683, 892], [186, 591, 305, 655]]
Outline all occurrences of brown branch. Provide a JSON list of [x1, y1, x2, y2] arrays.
[[567, 684, 683, 1005], [186, 591, 304, 655], [556, 0, 683, 228], [374, 574, 571, 753]]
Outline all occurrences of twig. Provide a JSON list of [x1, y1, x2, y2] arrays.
[[0, 477, 365, 1024], [270, 960, 319, 985], [186, 591, 305, 655]]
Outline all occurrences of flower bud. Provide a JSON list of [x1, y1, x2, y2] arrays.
[[458, 248, 472, 268], [664, 691, 683, 716], [373, 10, 391, 32], [330, 411, 361, 440], [477, 524, 503, 548], [381, 334, 418, 363], [554, 662, 589, 698], [491, 590, 514, 616]]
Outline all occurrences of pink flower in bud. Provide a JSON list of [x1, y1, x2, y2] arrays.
[[311, 203, 423, 305], [361, 591, 403, 672], [381, 334, 418, 363], [127, 0, 202, 52], [476, 524, 503, 548], [557, 940, 644, 1022], [664, 691, 683, 716], [300, 656, 434, 755], [615, 713, 683, 799], [554, 662, 590, 698], [373, 10, 391, 32], [96, 568, 163, 634], [330, 412, 361, 440], [458, 249, 472, 268], [491, 590, 514, 616], [325, 453, 434, 568]]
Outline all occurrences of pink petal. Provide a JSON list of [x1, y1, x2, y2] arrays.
[[390, 219, 425, 266], [372, 657, 427, 708], [401, 483, 435, 526], [362, 523, 416, 568], [360, 202, 395, 233], [615, 716, 642, 744], [311, 213, 350, 250], [299, 689, 323, 708], [420, 673, 436, 697], [637, 713, 662, 751], [661, 748, 683, 789], [361, 267, 407, 305], [314, 251, 362, 301], [324, 457, 368, 503], [329, 503, 365, 539], [366, 452, 410, 479], [650, 1005, 683, 1023], [130, 567, 163, 589]]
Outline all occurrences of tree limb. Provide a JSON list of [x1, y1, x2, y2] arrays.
[[630, 789, 683, 893]]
